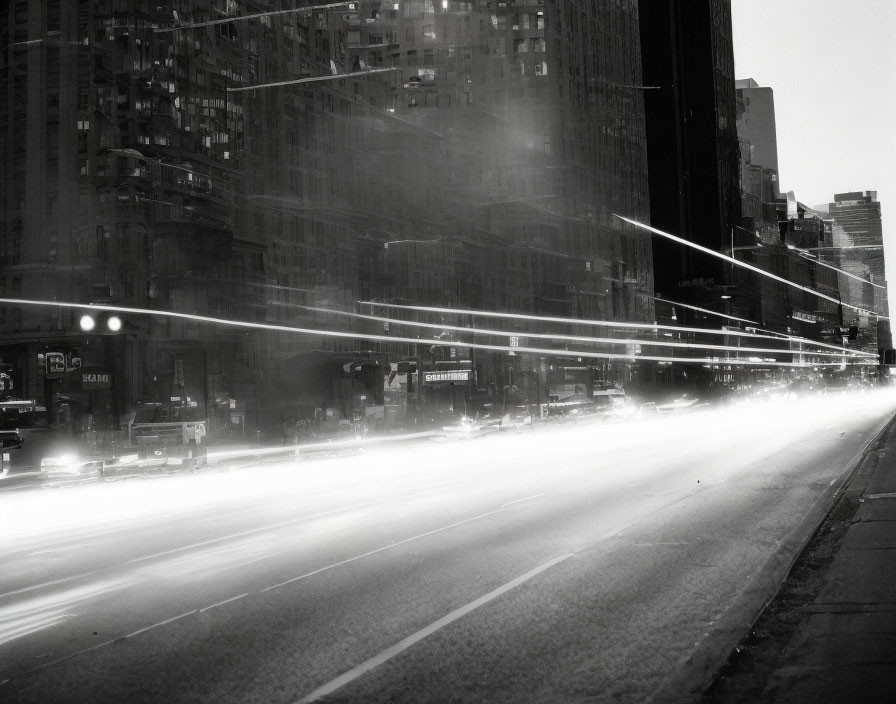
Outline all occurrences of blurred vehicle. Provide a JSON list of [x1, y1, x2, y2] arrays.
[[128, 403, 208, 466], [0, 428, 23, 477], [845, 376, 873, 393], [0, 428, 23, 450], [40, 453, 104, 483], [499, 405, 533, 431], [748, 380, 796, 402], [442, 414, 500, 436], [594, 386, 627, 421], [656, 394, 707, 414]]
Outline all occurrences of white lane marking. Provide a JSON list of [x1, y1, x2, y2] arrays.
[[198, 593, 248, 613], [129, 499, 379, 564], [261, 506, 510, 593], [502, 493, 545, 507], [119, 609, 197, 639], [296, 553, 574, 703], [23, 637, 120, 675]]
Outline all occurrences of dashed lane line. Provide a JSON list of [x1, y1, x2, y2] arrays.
[[260, 506, 510, 593], [296, 553, 575, 703]]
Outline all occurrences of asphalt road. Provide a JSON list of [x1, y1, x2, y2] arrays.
[[2, 391, 895, 704]]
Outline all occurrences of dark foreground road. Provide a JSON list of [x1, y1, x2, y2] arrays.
[[2, 391, 895, 704]]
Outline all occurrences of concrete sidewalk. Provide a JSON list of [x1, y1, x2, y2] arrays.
[[704, 416, 896, 703]]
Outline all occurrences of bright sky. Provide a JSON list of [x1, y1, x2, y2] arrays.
[[730, 0, 896, 283]]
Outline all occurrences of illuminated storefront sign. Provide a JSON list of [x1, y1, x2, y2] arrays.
[[423, 370, 472, 384]]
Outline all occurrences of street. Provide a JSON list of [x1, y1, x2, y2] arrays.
[[2, 391, 896, 704]]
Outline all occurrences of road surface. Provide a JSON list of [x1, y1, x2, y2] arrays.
[[2, 391, 895, 703]]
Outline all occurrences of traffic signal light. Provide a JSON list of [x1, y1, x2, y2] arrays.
[[79, 311, 124, 333]]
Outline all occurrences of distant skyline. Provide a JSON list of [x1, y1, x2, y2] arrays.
[[730, 0, 896, 284]]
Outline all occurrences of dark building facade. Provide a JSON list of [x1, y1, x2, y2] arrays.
[[0, 0, 324, 434], [638, 0, 742, 319], [1, 0, 655, 436], [637, 0, 743, 391]]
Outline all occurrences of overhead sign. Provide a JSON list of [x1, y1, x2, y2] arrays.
[[423, 370, 472, 384], [792, 311, 821, 323]]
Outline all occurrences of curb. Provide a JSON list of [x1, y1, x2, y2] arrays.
[[648, 409, 896, 704]]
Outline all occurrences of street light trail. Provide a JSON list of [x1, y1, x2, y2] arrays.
[[651, 295, 762, 328], [651, 297, 798, 342], [226, 67, 400, 93], [0, 297, 872, 367], [614, 215, 889, 320], [787, 246, 885, 288], [296, 304, 870, 359], [804, 245, 883, 251], [153, 2, 354, 33], [358, 301, 877, 358]]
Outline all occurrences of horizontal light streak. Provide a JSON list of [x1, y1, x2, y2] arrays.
[[0, 298, 871, 368], [154, 2, 353, 33], [226, 67, 400, 93], [358, 301, 876, 358], [300, 305, 869, 359], [651, 295, 761, 327], [615, 215, 888, 320], [789, 246, 885, 288]]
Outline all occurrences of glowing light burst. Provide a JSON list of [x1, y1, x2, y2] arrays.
[[0, 297, 873, 368], [614, 214, 889, 320]]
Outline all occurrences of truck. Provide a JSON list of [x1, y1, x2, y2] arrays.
[[128, 404, 208, 466]]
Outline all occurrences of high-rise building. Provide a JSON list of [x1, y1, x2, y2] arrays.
[[638, 0, 742, 317], [637, 0, 742, 391], [1, 1, 655, 435], [734, 78, 779, 176], [0, 1, 323, 430], [733, 78, 839, 341], [829, 191, 891, 353]]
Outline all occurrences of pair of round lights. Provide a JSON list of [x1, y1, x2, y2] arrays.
[[79, 314, 123, 332]]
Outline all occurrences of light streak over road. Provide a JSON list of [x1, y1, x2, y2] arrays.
[[359, 301, 876, 359], [0, 297, 875, 366], [153, 2, 354, 33], [787, 245, 885, 288], [299, 304, 869, 360], [614, 214, 889, 320], [226, 67, 400, 93]]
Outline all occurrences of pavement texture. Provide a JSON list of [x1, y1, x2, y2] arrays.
[[702, 413, 896, 703]]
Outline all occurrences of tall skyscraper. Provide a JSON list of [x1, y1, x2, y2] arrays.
[[1, 1, 655, 434], [734, 78, 779, 176], [829, 191, 890, 353], [638, 0, 742, 316]]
